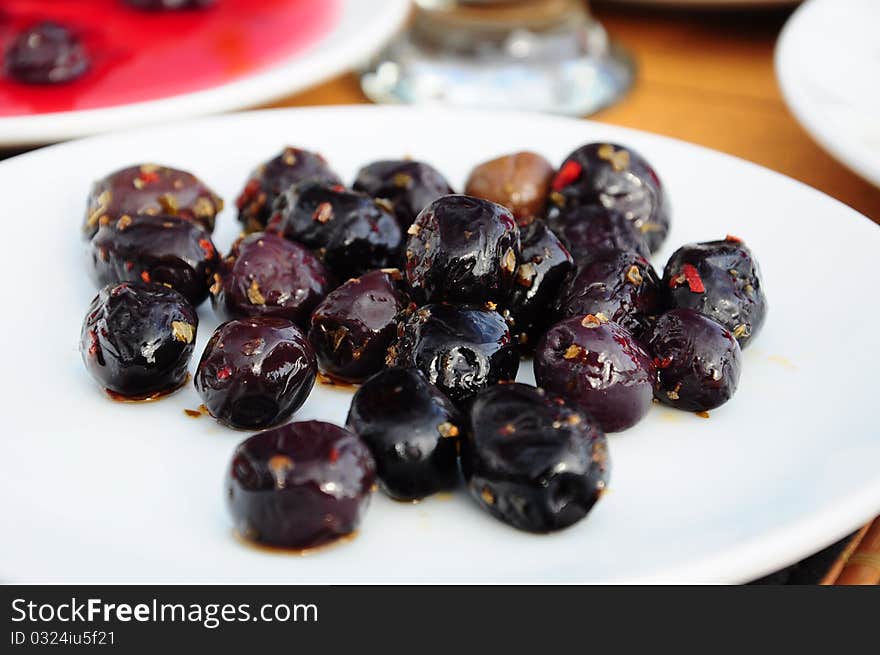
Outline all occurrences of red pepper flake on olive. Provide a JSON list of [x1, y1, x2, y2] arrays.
[[552, 160, 583, 191]]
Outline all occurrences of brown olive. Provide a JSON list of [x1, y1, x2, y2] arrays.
[[464, 152, 555, 227]]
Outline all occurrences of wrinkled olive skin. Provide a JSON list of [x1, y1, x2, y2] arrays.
[[80, 281, 197, 397], [547, 204, 650, 264], [84, 164, 223, 239], [556, 249, 662, 337], [462, 383, 609, 533], [353, 160, 454, 230], [88, 213, 218, 306], [5, 21, 89, 85], [547, 142, 671, 253], [227, 421, 376, 549], [464, 151, 555, 227], [194, 317, 317, 430], [662, 237, 767, 348], [236, 147, 342, 232], [346, 368, 462, 501], [390, 304, 519, 404], [270, 181, 403, 280], [212, 232, 331, 329], [309, 269, 409, 383], [405, 195, 520, 305], [125, 0, 215, 9], [534, 316, 656, 433], [508, 221, 574, 351], [643, 309, 742, 412]]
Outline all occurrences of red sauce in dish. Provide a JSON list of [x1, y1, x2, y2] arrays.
[[0, 0, 339, 116]]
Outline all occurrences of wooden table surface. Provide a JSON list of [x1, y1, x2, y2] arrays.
[[267, 2, 879, 224], [267, 1, 879, 582]]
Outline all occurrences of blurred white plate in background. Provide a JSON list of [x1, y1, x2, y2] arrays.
[[776, 0, 880, 187], [0, 107, 878, 584], [0, 0, 410, 147]]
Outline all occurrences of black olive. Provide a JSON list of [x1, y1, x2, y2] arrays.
[[507, 220, 574, 351], [547, 204, 650, 264], [353, 160, 454, 230], [269, 181, 402, 280], [5, 21, 89, 85], [80, 281, 197, 398], [212, 232, 331, 329], [390, 303, 519, 404], [88, 213, 218, 306], [555, 249, 662, 337], [236, 147, 342, 233], [404, 195, 520, 305], [547, 142, 670, 252], [461, 383, 610, 533], [534, 314, 655, 433], [662, 236, 767, 347], [84, 164, 222, 239], [643, 308, 742, 412], [227, 421, 376, 549], [309, 269, 409, 383], [194, 317, 317, 430], [346, 368, 462, 501]]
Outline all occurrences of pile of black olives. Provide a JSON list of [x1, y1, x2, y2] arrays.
[[78, 141, 767, 552]]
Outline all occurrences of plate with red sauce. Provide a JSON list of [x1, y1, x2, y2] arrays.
[[0, 0, 410, 145], [0, 106, 879, 583]]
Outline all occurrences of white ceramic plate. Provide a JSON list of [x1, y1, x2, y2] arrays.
[[1, 106, 878, 584], [776, 0, 880, 187], [0, 0, 410, 147]]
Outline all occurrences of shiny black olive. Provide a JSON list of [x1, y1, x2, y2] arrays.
[[461, 383, 609, 533], [84, 164, 223, 239], [534, 314, 656, 433], [555, 249, 662, 337], [547, 142, 671, 252], [211, 232, 331, 329], [88, 213, 218, 306], [404, 195, 520, 305], [389, 303, 519, 404], [227, 421, 376, 549], [194, 317, 317, 430], [80, 281, 197, 398], [507, 220, 574, 351], [236, 147, 342, 233], [346, 368, 462, 501], [643, 308, 742, 412], [269, 181, 402, 280], [353, 160, 454, 230], [546, 204, 650, 264], [309, 269, 409, 383], [4, 21, 89, 85], [662, 236, 767, 348]]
